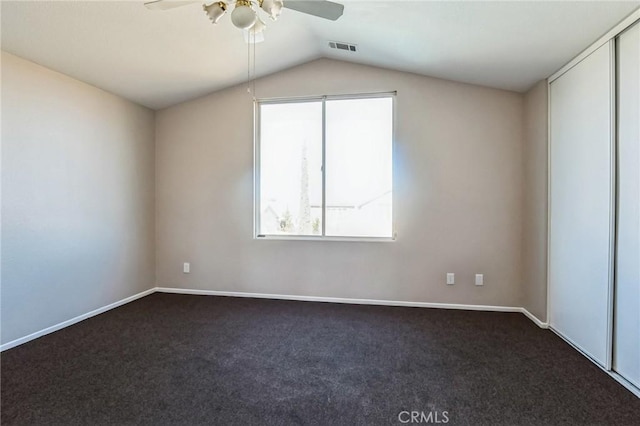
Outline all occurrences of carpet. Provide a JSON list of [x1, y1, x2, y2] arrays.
[[2, 293, 639, 425]]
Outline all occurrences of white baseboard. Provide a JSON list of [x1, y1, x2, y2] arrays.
[[520, 308, 549, 328], [1, 287, 550, 352], [0, 288, 155, 352], [2, 285, 635, 398], [156, 286, 533, 315]]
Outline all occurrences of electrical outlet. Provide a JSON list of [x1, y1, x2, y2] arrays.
[[446, 273, 455, 285], [183, 262, 190, 274], [475, 274, 483, 286]]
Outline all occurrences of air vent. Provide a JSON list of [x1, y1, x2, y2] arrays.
[[328, 41, 357, 52]]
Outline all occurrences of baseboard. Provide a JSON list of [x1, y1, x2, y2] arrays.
[[1, 287, 549, 352], [0, 288, 156, 352], [520, 308, 549, 328], [156, 286, 529, 314]]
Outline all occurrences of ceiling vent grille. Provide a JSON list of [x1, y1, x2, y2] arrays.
[[328, 41, 357, 52]]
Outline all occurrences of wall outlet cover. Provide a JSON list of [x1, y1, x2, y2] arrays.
[[475, 274, 483, 286]]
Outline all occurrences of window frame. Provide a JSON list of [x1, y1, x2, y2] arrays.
[[254, 91, 396, 242]]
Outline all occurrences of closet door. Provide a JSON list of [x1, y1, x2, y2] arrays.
[[614, 22, 640, 388], [549, 41, 615, 368]]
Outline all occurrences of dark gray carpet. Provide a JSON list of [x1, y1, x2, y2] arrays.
[[2, 293, 639, 425]]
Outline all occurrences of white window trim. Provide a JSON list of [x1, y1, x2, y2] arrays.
[[253, 91, 397, 242]]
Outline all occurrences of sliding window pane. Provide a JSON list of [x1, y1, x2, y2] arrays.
[[325, 98, 393, 237], [259, 102, 323, 236]]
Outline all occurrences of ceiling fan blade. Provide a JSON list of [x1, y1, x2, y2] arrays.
[[144, 0, 199, 11], [284, 1, 344, 21]]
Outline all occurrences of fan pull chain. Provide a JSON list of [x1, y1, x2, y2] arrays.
[[252, 31, 257, 100], [247, 36, 251, 94], [246, 31, 257, 100]]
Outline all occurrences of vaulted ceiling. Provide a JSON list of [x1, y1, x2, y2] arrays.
[[2, 0, 638, 109]]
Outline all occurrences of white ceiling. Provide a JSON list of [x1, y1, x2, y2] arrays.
[[2, 0, 639, 110]]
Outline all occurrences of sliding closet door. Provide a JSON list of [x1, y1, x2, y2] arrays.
[[614, 22, 640, 388], [549, 41, 614, 368]]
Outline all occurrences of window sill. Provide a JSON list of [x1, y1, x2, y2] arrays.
[[254, 235, 396, 243]]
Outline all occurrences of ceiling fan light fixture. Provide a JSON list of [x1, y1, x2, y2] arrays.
[[260, 0, 283, 20], [243, 28, 265, 44], [203, 1, 227, 24], [249, 16, 267, 35], [231, 1, 257, 29]]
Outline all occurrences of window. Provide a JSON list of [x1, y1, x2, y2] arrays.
[[255, 93, 394, 240]]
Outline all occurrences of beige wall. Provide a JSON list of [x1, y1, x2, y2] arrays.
[[1, 52, 156, 344], [156, 59, 525, 306], [522, 80, 548, 321]]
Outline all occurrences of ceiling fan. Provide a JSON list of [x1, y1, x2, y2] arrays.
[[144, 0, 344, 43]]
